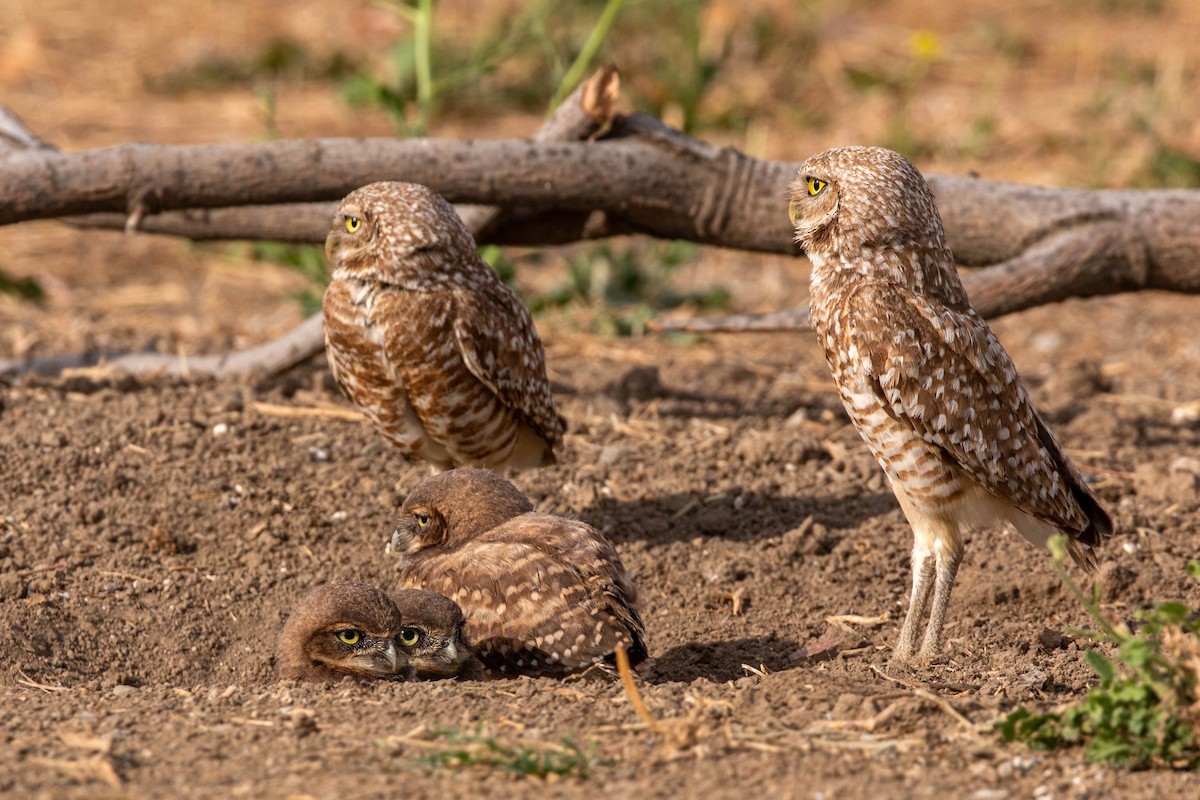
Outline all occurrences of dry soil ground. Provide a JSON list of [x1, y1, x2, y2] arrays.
[[2, 1, 1200, 798]]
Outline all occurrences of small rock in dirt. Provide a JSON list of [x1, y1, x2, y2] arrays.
[[211, 422, 229, 436], [608, 366, 663, 405], [112, 684, 139, 697], [1166, 470, 1198, 503], [598, 445, 628, 466], [39, 430, 67, 447], [1171, 405, 1200, 426], [790, 638, 840, 664], [1169, 455, 1200, 475], [1037, 627, 1070, 652], [308, 446, 330, 462], [0, 572, 26, 601]]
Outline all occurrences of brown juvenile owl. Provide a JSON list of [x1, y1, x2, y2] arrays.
[[790, 146, 1113, 663], [322, 182, 566, 471], [390, 588, 483, 680], [274, 581, 411, 682], [389, 468, 649, 677]]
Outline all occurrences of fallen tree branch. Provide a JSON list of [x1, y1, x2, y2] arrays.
[[2, 63, 1198, 368]]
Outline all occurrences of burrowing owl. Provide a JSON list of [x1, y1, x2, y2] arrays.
[[791, 146, 1113, 662], [274, 581, 410, 682], [322, 182, 566, 471], [389, 468, 649, 677], [390, 588, 483, 680]]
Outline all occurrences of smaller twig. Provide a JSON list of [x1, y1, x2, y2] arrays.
[[912, 688, 982, 734], [98, 570, 156, 584], [826, 613, 889, 626], [615, 645, 660, 732], [16, 669, 67, 693], [249, 400, 363, 422], [871, 664, 923, 690]]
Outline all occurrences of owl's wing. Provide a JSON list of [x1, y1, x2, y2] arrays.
[[451, 284, 565, 447], [397, 518, 646, 676], [846, 282, 1110, 546]]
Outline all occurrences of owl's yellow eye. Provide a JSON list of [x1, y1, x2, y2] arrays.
[[345, 216, 362, 234], [398, 628, 422, 647], [415, 513, 431, 528], [807, 178, 827, 196], [335, 629, 362, 646]]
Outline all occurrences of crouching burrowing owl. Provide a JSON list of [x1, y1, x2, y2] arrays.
[[790, 146, 1113, 663], [390, 588, 483, 680], [323, 182, 566, 471], [274, 581, 410, 682], [389, 468, 649, 677]]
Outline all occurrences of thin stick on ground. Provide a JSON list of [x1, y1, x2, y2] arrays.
[[615, 645, 660, 732]]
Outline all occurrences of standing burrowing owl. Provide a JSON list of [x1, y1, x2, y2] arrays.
[[390, 588, 483, 680], [323, 182, 566, 471], [274, 581, 410, 682], [389, 468, 649, 677], [791, 146, 1113, 662]]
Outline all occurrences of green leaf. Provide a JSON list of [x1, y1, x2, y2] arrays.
[[1150, 600, 1191, 626], [1085, 649, 1117, 683], [1187, 560, 1200, 582], [1117, 637, 1155, 669]]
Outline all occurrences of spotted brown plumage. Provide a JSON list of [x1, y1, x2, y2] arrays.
[[791, 146, 1113, 663], [273, 581, 410, 682], [389, 468, 648, 677], [322, 182, 566, 471]]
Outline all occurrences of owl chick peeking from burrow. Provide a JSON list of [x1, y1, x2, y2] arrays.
[[274, 581, 411, 683], [390, 588, 483, 680], [322, 182, 566, 472], [790, 146, 1113, 663], [390, 468, 649, 678]]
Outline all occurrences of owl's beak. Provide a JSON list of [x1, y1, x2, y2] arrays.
[[324, 232, 336, 263], [443, 639, 458, 664], [389, 526, 412, 555], [379, 639, 399, 673]]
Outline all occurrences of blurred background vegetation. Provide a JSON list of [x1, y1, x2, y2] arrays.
[[1, 0, 1198, 348]]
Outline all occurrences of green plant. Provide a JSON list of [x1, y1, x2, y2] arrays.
[[997, 544, 1200, 770], [418, 726, 597, 779], [344, 0, 628, 134], [248, 242, 329, 316], [0, 268, 44, 303]]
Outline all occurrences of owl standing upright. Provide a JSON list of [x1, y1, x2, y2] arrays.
[[389, 468, 649, 677], [322, 182, 566, 471], [790, 146, 1113, 663]]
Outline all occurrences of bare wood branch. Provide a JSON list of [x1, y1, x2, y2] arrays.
[[1, 59, 1197, 364]]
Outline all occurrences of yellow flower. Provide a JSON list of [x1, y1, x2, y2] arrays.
[[909, 30, 942, 63]]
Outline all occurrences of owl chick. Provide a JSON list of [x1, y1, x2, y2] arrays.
[[274, 581, 411, 682], [389, 468, 649, 677], [322, 182, 566, 471], [790, 146, 1113, 663], [390, 588, 483, 680]]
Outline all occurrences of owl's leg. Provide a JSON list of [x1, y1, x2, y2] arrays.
[[893, 540, 935, 662], [918, 540, 963, 659]]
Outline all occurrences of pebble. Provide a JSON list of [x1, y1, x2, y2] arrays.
[[112, 684, 138, 697], [598, 445, 628, 466]]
